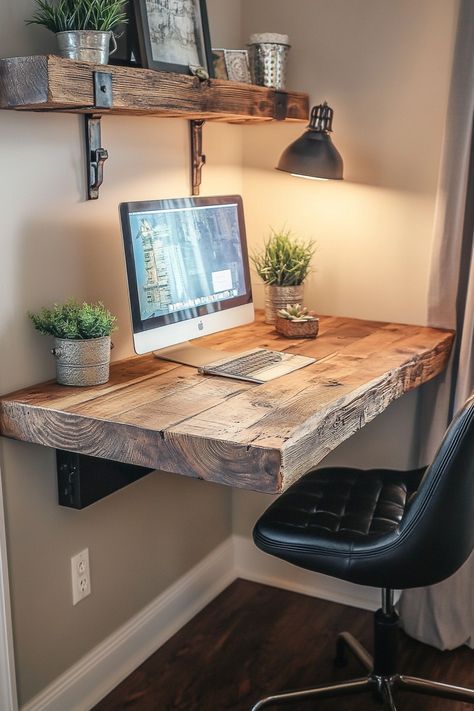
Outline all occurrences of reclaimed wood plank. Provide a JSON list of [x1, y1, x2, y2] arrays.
[[0, 404, 281, 490], [0, 313, 454, 493], [0, 55, 309, 123]]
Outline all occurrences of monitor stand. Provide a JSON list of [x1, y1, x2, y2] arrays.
[[153, 342, 237, 368]]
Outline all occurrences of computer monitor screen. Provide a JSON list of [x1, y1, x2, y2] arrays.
[[120, 195, 254, 355]]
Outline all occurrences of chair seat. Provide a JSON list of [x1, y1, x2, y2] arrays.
[[254, 467, 425, 589]]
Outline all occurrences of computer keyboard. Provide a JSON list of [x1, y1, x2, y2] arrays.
[[199, 348, 316, 383]]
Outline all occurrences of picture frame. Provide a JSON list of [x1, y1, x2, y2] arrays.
[[109, 5, 142, 66], [133, 0, 214, 77], [212, 49, 228, 80], [224, 49, 251, 83]]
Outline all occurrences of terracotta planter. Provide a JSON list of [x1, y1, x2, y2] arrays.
[[275, 316, 319, 339], [264, 284, 304, 324]]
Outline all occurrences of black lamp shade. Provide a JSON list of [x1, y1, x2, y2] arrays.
[[276, 102, 344, 181]]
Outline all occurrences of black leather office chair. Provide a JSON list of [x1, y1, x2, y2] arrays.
[[251, 393, 474, 710]]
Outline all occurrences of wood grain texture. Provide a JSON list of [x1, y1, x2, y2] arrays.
[[0, 55, 309, 122], [0, 313, 454, 493]]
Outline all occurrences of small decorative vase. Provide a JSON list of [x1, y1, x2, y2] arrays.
[[56, 30, 117, 64], [275, 316, 319, 339], [248, 33, 291, 89], [264, 284, 304, 324], [51, 336, 111, 386]]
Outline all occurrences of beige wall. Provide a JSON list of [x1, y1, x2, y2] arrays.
[[242, 0, 458, 322], [0, 0, 241, 704], [234, 0, 459, 534]]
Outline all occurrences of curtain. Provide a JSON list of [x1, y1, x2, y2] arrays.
[[398, 0, 474, 650]]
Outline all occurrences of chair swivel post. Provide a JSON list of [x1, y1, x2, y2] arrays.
[[373, 590, 399, 678]]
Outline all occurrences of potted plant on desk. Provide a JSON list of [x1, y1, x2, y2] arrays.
[[29, 300, 117, 386], [27, 0, 128, 64], [251, 228, 316, 324], [275, 304, 319, 338]]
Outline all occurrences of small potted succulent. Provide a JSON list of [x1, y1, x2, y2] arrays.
[[29, 300, 117, 386], [275, 304, 319, 339], [251, 228, 316, 324], [27, 0, 128, 64]]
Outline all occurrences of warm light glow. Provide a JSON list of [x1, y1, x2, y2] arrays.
[[291, 173, 329, 181]]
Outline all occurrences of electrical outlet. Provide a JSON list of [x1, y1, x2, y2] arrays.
[[71, 548, 91, 605]]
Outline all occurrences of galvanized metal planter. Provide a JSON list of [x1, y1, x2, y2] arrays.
[[56, 30, 117, 64], [52, 336, 111, 387], [248, 33, 291, 90], [264, 284, 304, 324]]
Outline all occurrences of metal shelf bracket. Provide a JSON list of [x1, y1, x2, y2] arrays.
[[190, 119, 206, 196], [85, 114, 108, 200], [84, 72, 113, 200]]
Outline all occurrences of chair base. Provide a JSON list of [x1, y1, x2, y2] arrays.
[[251, 631, 474, 710]]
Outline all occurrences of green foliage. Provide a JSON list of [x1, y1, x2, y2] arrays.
[[277, 304, 317, 322], [251, 228, 316, 286], [27, 0, 128, 33], [29, 300, 117, 340]]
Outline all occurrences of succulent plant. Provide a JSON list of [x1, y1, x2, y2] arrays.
[[277, 304, 317, 322]]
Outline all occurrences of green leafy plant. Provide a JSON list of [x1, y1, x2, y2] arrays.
[[29, 300, 117, 340], [26, 0, 128, 33], [251, 228, 316, 286], [277, 304, 317, 322]]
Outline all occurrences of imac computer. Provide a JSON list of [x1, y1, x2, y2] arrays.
[[120, 195, 254, 366]]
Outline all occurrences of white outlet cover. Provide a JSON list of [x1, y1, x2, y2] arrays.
[[71, 548, 91, 606]]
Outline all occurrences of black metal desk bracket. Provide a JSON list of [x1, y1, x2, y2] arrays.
[[57, 450, 154, 509]]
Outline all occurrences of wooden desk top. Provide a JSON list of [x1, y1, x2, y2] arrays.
[[0, 313, 453, 493]]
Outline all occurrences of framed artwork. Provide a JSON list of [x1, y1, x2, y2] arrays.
[[224, 49, 251, 83], [212, 49, 228, 80], [133, 0, 214, 76], [109, 5, 142, 66]]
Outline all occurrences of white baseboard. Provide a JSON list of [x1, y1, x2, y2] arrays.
[[21, 538, 236, 711], [233, 534, 381, 611], [21, 535, 382, 711]]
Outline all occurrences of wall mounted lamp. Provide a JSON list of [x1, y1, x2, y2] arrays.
[[276, 102, 343, 181]]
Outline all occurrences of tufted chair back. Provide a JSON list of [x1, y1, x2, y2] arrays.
[[344, 392, 474, 589], [393, 392, 474, 585]]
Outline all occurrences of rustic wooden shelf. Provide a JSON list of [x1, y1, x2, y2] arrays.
[[0, 313, 454, 507], [0, 55, 309, 197], [0, 55, 309, 122]]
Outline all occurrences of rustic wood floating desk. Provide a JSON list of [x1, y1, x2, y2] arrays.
[[0, 313, 453, 507]]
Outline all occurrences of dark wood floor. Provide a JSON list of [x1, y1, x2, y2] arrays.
[[93, 580, 474, 711]]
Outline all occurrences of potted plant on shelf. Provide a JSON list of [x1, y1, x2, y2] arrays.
[[29, 300, 117, 386], [27, 0, 128, 64], [251, 228, 316, 324], [275, 304, 319, 339]]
